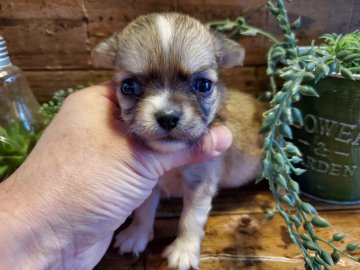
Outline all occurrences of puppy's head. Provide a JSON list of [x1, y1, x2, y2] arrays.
[[92, 13, 244, 153]]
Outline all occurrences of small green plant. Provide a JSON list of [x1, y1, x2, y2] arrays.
[[0, 85, 87, 181], [208, 0, 360, 269], [39, 85, 86, 125], [0, 122, 39, 180], [320, 30, 360, 73]]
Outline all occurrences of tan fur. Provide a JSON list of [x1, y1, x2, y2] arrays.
[[93, 12, 264, 270]]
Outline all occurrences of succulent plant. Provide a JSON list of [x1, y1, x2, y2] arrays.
[[207, 0, 360, 269]]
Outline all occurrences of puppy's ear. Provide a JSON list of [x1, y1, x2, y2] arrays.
[[215, 35, 245, 68], [91, 34, 119, 68]]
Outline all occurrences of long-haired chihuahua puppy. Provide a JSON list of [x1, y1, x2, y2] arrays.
[[92, 12, 264, 270]]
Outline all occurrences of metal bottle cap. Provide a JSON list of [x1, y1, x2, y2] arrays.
[[0, 36, 12, 68]]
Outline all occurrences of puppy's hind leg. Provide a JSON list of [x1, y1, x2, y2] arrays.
[[114, 186, 161, 256], [163, 170, 218, 270]]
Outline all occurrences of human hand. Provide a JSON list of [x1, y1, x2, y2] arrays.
[[0, 83, 232, 269]]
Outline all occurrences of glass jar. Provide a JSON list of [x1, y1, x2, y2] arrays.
[[0, 36, 43, 181]]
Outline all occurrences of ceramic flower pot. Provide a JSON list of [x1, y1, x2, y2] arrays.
[[293, 74, 360, 204]]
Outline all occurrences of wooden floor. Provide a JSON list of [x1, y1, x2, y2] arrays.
[[95, 183, 360, 270]]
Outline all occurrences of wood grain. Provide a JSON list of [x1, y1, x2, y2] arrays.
[[95, 187, 360, 269], [2, 0, 358, 101], [1, 0, 359, 70]]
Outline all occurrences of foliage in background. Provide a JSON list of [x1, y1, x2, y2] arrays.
[[320, 30, 360, 73], [39, 85, 86, 125], [0, 85, 86, 182], [207, 0, 360, 269], [0, 122, 39, 180]]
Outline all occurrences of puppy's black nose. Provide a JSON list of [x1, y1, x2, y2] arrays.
[[155, 110, 180, 131]]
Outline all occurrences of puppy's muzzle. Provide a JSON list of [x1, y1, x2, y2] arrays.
[[155, 109, 181, 131]]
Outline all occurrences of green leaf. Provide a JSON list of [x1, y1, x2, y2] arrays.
[[332, 233, 346, 242], [262, 158, 270, 172], [0, 165, 9, 177], [289, 214, 301, 227], [300, 202, 313, 214], [235, 17, 245, 26], [300, 233, 311, 241], [264, 209, 276, 222], [305, 258, 314, 270], [299, 85, 319, 97], [271, 91, 285, 104], [343, 53, 360, 62], [303, 240, 320, 251], [318, 64, 330, 76], [279, 124, 293, 138], [289, 234, 298, 245], [275, 174, 287, 188], [268, 5, 280, 16], [291, 17, 301, 30], [282, 195, 294, 207], [311, 216, 331, 228], [276, 0, 285, 9], [302, 72, 315, 81], [320, 250, 333, 266], [328, 61, 337, 73], [285, 143, 301, 156], [346, 243, 359, 252], [292, 108, 303, 125], [306, 62, 316, 71], [284, 33, 295, 43], [314, 255, 329, 267], [279, 210, 290, 224], [291, 92, 301, 102], [303, 221, 312, 232], [340, 67, 355, 80], [289, 180, 300, 193], [217, 23, 235, 31], [259, 112, 275, 133], [290, 156, 302, 164], [263, 137, 271, 149], [293, 167, 306, 175], [331, 251, 340, 264], [274, 152, 285, 166], [240, 28, 258, 36], [272, 51, 286, 61], [280, 70, 296, 80], [336, 50, 351, 59]]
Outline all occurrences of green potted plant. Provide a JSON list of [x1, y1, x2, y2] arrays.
[[207, 0, 360, 269], [293, 32, 360, 204]]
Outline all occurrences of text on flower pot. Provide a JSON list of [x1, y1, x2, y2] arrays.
[[302, 114, 360, 145]]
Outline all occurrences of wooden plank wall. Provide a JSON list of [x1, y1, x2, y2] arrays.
[[0, 0, 359, 103]]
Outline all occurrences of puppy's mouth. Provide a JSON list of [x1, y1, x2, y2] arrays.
[[160, 135, 181, 142], [128, 119, 208, 153], [146, 130, 206, 153]]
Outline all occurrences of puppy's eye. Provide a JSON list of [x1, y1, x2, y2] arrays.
[[192, 78, 212, 95], [120, 79, 141, 96]]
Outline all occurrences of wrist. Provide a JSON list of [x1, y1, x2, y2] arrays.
[[0, 174, 66, 269]]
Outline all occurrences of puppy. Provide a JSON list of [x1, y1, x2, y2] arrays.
[[92, 12, 264, 270]]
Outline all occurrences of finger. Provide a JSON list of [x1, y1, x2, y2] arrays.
[[160, 125, 233, 172]]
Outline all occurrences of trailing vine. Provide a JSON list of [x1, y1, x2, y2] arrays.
[[207, 0, 360, 269]]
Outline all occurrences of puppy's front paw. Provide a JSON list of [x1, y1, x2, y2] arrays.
[[162, 237, 200, 270], [114, 223, 153, 256]]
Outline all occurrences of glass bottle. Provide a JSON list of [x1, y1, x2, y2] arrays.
[[0, 35, 43, 180]]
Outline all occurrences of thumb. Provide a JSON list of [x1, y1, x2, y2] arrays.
[[159, 125, 233, 172]]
